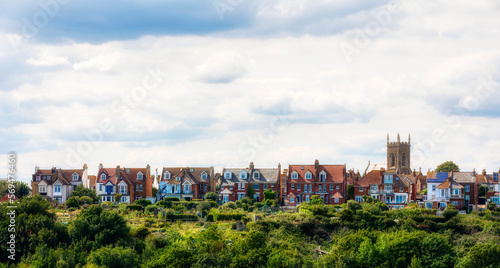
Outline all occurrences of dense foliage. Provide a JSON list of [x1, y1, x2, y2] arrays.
[[436, 161, 460, 172], [2, 195, 500, 267]]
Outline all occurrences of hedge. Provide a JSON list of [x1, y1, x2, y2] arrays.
[[216, 213, 246, 221], [164, 197, 180, 202], [166, 214, 199, 221], [127, 204, 143, 211]]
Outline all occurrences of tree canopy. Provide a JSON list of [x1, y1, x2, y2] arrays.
[[436, 161, 460, 172]]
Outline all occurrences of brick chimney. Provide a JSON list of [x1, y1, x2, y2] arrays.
[[249, 162, 255, 171], [116, 165, 121, 179], [482, 169, 487, 176]]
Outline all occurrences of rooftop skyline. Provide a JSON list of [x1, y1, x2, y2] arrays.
[[1, 0, 500, 184]]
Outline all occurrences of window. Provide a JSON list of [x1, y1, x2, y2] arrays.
[[319, 184, 322, 192], [309, 184, 312, 193], [254, 172, 260, 179], [238, 183, 242, 190], [402, 153, 406, 167], [73, 185, 77, 191], [465, 185, 470, 192], [183, 184, 191, 193], [238, 193, 245, 200], [330, 184, 333, 191], [36, 176, 41, 181], [305, 172, 312, 180], [190, 168, 194, 172], [319, 172, 326, 182], [55, 197, 62, 203], [297, 184, 301, 191], [271, 183, 274, 187], [72, 172, 78, 181], [465, 195, 470, 201], [291, 184, 294, 190], [99, 184, 102, 191], [334, 198, 339, 203], [201, 172, 207, 179], [230, 186, 233, 190], [225, 172, 231, 179], [165, 172, 170, 179], [121, 196, 127, 203], [239, 171, 247, 180], [384, 175, 393, 184], [39, 185, 46, 193], [290, 197, 295, 203], [391, 153, 395, 167], [453, 189, 459, 195], [136, 196, 142, 200], [432, 185, 436, 191], [137, 172, 143, 180], [54, 185, 61, 193], [301, 166, 304, 170], [204, 184, 207, 191], [359, 187, 363, 192], [291, 172, 298, 180], [253, 184, 259, 190], [223, 196, 229, 203], [102, 196, 106, 202], [106, 185, 112, 193], [263, 184, 267, 190], [370, 185, 378, 191], [336, 185, 340, 190], [176, 177, 181, 181], [100, 173, 106, 180], [297, 196, 301, 203], [494, 173, 499, 182], [355, 196, 363, 202], [242, 183, 245, 190], [395, 195, 406, 203], [399, 187, 403, 192], [385, 185, 392, 191], [425, 203, 433, 209], [306, 195, 310, 202], [451, 201, 458, 206], [120, 185, 127, 194]]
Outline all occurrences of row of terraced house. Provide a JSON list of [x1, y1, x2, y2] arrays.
[[30, 134, 500, 211]]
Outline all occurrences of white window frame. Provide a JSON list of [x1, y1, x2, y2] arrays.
[[72, 172, 79, 181], [54, 184, 61, 193], [137, 172, 143, 180], [291, 171, 298, 180], [305, 171, 312, 180], [201, 172, 207, 180], [239, 171, 247, 180], [254, 172, 260, 179], [165, 171, 170, 180], [100, 173, 106, 180], [225, 171, 231, 179], [39, 185, 46, 193]]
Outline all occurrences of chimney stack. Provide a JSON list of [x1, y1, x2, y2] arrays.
[[249, 162, 255, 171], [35, 165, 39, 173], [116, 165, 121, 179]]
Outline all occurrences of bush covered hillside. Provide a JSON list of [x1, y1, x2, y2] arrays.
[[2, 195, 500, 267]]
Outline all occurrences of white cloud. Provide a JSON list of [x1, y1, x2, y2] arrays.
[[192, 51, 250, 83], [26, 53, 70, 66], [73, 51, 122, 72]]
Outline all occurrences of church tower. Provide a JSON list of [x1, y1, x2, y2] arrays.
[[387, 133, 411, 175]]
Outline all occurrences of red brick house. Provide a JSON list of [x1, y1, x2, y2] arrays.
[[218, 162, 280, 204], [158, 167, 214, 201], [283, 160, 346, 206], [354, 169, 410, 209], [96, 164, 152, 204]]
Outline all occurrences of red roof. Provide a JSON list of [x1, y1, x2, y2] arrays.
[[354, 170, 383, 187], [288, 162, 345, 183]]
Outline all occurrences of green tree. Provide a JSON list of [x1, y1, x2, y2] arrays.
[[152, 187, 158, 197], [66, 196, 80, 208], [0, 181, 31, 199], [443, 207, 458, 220], [309, 195, 323, 205], [479, 185, 488, 197], [197, 201, 211, 212], [204, 192, 218, 202], [456, 243, 500, 268], [86, 246, 139, 268], [347, 200, 362, 212], [69, 205, 130, 249], [79, 196, 93, 204], [435, 161, 460, 172], [134, 199, 152, 207], [263, 189, 277, 200], [114, 193, 122, 203], [346, 184, 355, 200], [247, 187, 256, 199], [71, 184, 99, 203]]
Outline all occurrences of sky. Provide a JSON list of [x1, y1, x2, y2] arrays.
[[1, 0, 500, 184]]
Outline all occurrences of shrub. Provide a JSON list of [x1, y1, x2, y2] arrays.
[[164, 197, 180, 202], [68, 207, 77, 212], [217, 213, 245, 221], [443, 208, 459, 220], [101, 201, 116, 207], [207, 214, 214, 222], [347, 200, 362, 211], [132, 225, 151, 239], [209, 201, 218, 208], [254, 202, 264, 208], [134, 199, 152, 207], [241, 197, 253, 204], [222, 202, 236, 209], [204, 192, 218, 201], [145, 205, 158, 213], [197, 201, 211, 212], [127, 204, 143, 211], [66, 196, 80, 208], [79, 196, 94, 204]]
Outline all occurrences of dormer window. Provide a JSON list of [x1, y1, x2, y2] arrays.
[[224, 171, 231, 179], [239, 171, 247, 180], [319, 171, 326, 182], [201, 171, 207, 179], [190, 168, 194, 172], [301, 166, 304, 170], [305, 171, 312, 180], [384, 174, 393, 184], [176, 176, 181, 181], [72, 172, 79, 181], [137, 172, 143, 180], [254, 172, 260, 179], [165, 171, 170, 180], [100, 173, 106, 180], [291, 171, 298, 180]]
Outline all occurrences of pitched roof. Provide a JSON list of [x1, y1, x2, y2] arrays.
[[288, 163, 345, 183], [452, 172, 476, 183], [89, 175, 96, 187], [364, 163, 387, 176], [34, 168, 84, 185], [161, 167, 212, 185], [332, 192, 343, 198], [220, 188, 233, 194], [437, 179, 464, 189], [355, 170, 383, 187]]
